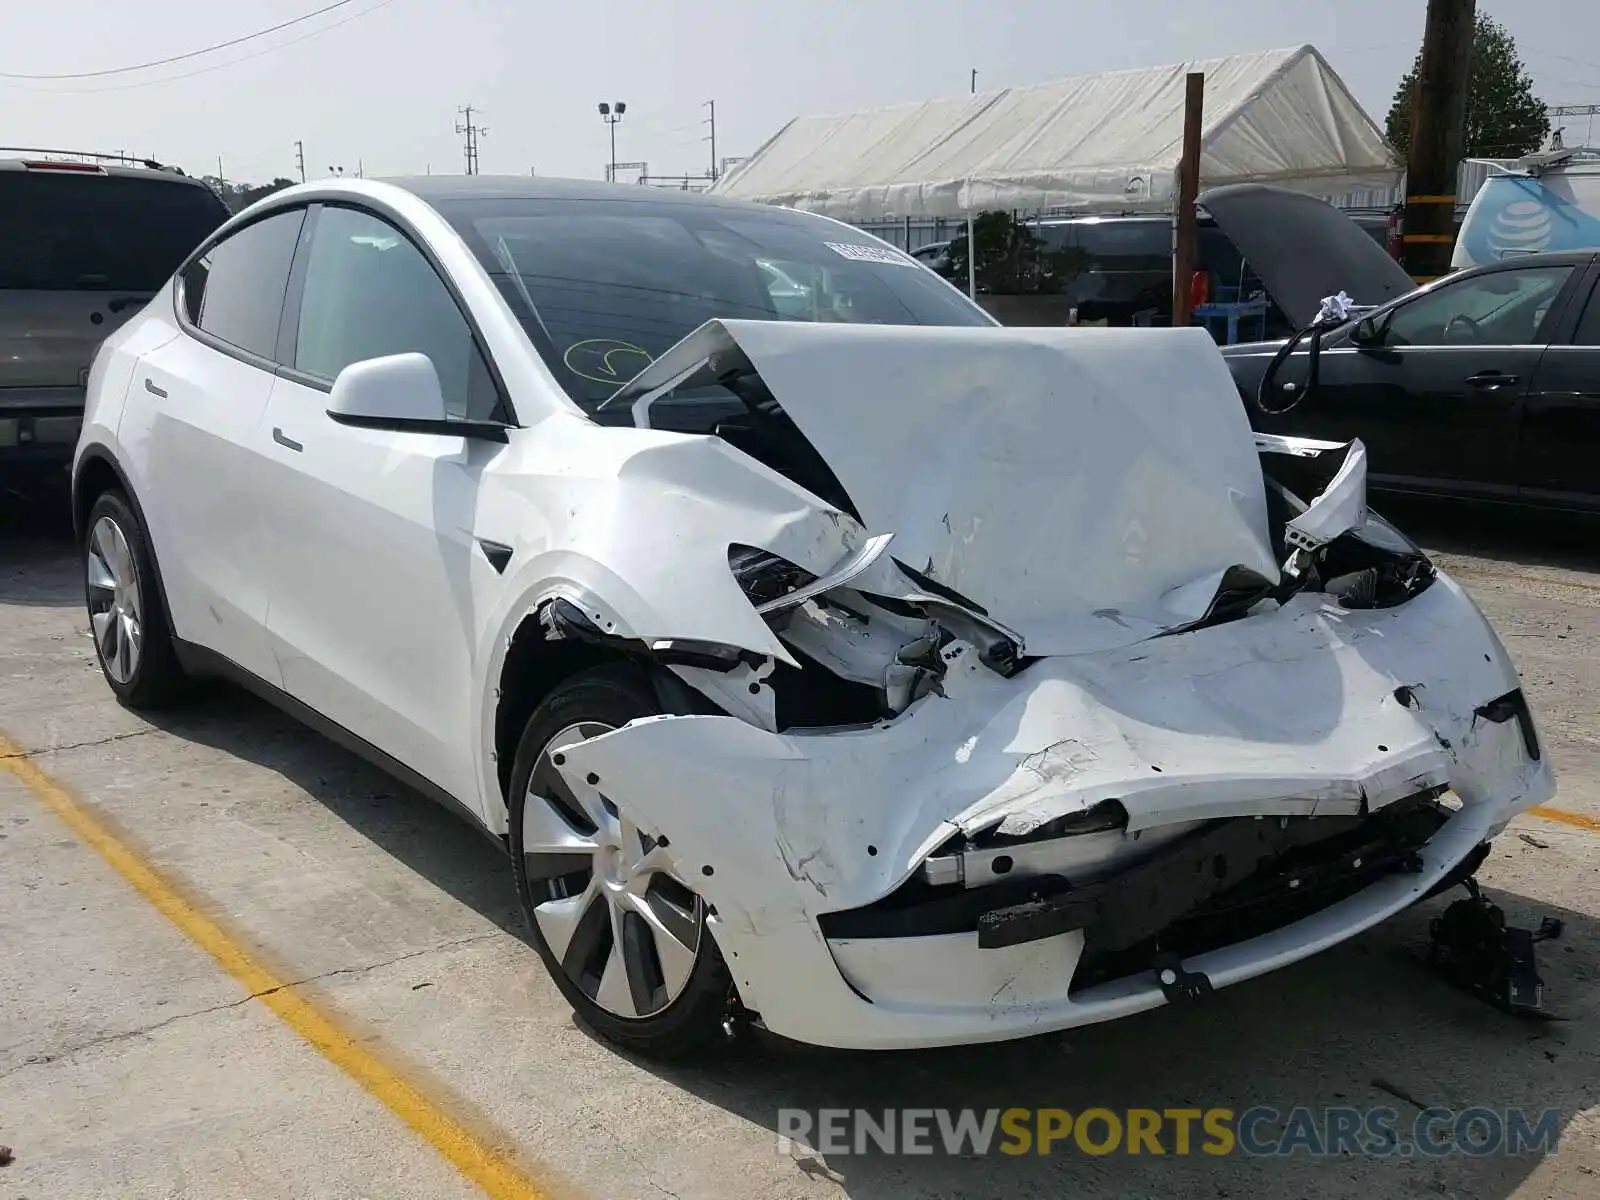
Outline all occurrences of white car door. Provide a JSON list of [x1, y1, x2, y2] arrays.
[[256, 204, 512, 810], [118, 207, 309, 683]]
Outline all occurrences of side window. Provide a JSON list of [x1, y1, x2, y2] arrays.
[[292, 206, 498, 420], [181, 208, 306, 360], [1572, 282, 1600, 347], [1380, 265, 1574, 348]]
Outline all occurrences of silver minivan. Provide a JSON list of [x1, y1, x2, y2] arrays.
[[1, 154, 229, 472]]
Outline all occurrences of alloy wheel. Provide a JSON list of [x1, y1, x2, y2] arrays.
[[521, 722, 705, 1019], [86, 515, 143, 685]]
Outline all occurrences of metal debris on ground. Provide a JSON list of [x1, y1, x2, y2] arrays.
[[1426, 878, 1565, 1017]]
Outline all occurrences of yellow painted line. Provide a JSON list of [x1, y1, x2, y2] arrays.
[[1529, 804, 1600, 833], [0, 733, 548, 1200], [1405, 194, 1457, 204], [1401, 233, 1456, 244]]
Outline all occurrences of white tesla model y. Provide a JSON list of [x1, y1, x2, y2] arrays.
[[73, 177, 1553, 1057]]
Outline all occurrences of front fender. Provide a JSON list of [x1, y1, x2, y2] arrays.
[[470, 422, 876, 831]]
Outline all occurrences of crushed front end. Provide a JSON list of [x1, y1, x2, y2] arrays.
[[548, 323, 1553, 1050]]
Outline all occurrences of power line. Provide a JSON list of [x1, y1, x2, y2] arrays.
[[0, 0, 383, 80], [1524, 47, 1600, 74], [0, 0, 403, 94]]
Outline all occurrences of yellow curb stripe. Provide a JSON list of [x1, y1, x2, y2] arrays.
[[1529, 804, 1600, 833], [0, 734, 546, 1200]]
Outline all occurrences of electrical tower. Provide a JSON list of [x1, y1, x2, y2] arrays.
[[456, 105, 487, 175], [294, 140, 306, 183], [704, 99, 717, 180]]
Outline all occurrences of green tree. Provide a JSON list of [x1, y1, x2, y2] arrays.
[[1386, 13, 1549, 159], [946, 211, 1089, 295]]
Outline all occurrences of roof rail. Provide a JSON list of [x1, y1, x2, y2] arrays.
[[0, 145, 184, 174]]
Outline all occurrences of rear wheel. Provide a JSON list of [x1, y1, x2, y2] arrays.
[[83, 490, 186, 709], [508, 664, 735, 1059]]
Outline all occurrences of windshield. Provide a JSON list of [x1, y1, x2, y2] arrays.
[[438, 195, 989, 411], [0, 171, 228, 292]]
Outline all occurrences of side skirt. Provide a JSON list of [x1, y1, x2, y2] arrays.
[[172, 639, 509, 857]]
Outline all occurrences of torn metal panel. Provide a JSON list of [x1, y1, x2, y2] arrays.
[[616, 319, 1281, 657], [555, 571, 1553, 1049], [1284, 439, 1369, 555], [477, 412, 878, 667]]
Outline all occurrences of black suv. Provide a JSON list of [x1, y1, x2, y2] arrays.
[[931, 211, 1392, 339]]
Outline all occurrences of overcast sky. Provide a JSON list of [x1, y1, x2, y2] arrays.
[[4, 1, 1596, 185]]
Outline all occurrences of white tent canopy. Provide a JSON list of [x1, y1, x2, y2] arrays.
[[709, 45, 1399, 221]]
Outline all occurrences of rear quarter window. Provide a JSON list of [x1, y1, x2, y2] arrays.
[[0, 171, 228, 292]]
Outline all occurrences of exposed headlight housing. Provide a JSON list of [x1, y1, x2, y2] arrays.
[[728, 544, 817, 610]]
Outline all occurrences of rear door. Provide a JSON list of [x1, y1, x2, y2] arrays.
[[121, 207, 306, 681], [1262, 261, 1583, 498], [0, 166, 227, 454], [1518, 259, 1600, 509]]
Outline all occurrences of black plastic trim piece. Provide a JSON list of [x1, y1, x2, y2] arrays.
[[1474, 688, 1542, 762], [325, 411, 510, 442], [477, 538, 513, 574]]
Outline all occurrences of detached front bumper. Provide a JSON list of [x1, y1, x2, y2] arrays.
[[556, 573, 1554, 1049]]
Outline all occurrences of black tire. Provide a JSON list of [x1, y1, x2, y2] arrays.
[[83, 489, 187, 710], [509, 662, 735, 1059]]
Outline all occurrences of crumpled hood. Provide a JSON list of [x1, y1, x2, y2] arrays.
[[1199, 183, 1415, 327], [618, 319, 1279, 657]]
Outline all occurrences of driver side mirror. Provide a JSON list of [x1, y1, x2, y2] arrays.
[[326, 353, 507, 442], [1349, 312, 1390, 347]]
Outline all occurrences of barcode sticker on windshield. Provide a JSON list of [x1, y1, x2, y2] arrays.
[[825, 242, 917, 267]]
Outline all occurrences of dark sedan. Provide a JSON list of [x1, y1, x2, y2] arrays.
[[1208, 186, 1600, 513]]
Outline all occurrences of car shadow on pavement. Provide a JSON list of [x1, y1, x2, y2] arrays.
[[1384, 495, 1600, 576], [144, 687, 527, 939], [0, 473, 78, 608], [630, 884, 1598, 1200]]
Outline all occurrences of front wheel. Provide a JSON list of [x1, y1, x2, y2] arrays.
[[508, 664, 736, 1059]]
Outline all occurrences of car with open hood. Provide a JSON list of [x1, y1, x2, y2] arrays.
[[1210, 184, 1600, 513], [73, 176, 1553, 1057]]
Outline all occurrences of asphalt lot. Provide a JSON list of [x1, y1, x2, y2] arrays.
[[2, 470, 1598, 1199]]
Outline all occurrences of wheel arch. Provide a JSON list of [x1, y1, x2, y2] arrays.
[[72, 445, 180, 640], [490, 598, 722, 810]]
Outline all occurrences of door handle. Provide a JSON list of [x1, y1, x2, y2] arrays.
[[143, 378, 167, 398], [1465, 371, 1519, 388], [272, 426, 303, 452]]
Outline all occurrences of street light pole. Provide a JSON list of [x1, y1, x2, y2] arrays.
[[598, 101, 627, 181]]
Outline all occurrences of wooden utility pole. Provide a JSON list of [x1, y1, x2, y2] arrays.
[[1404, 0, 1476, 282], [1171, 72, 1205, 327]]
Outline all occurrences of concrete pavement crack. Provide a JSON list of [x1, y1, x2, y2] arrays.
[[248, 932, 501, 1000], [0, 728, 158, 760], [0, 931, 501, 1081]]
